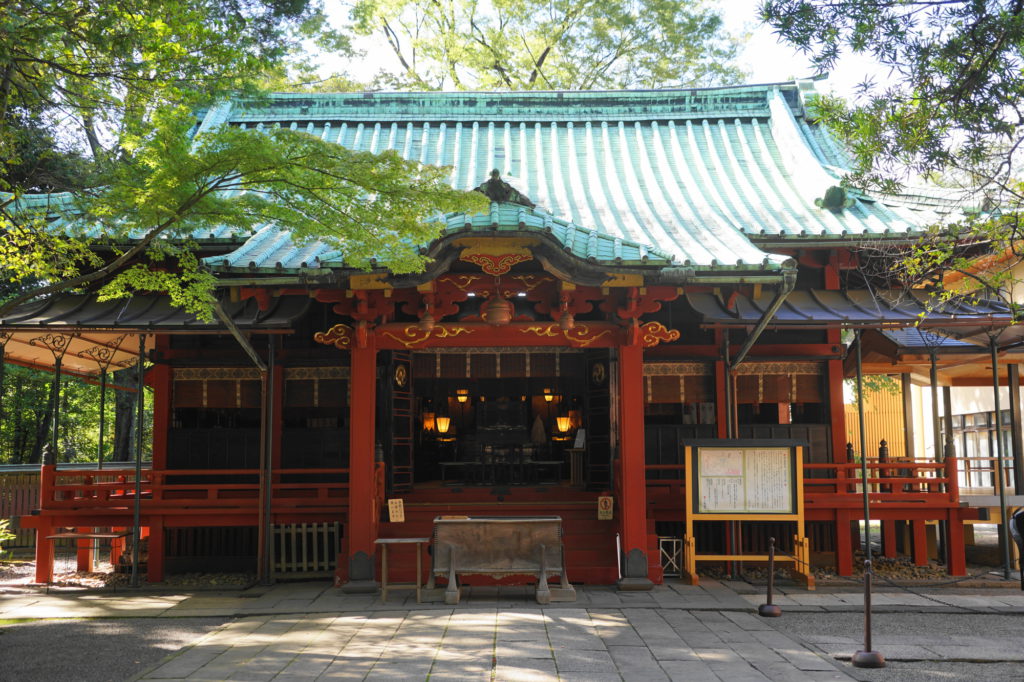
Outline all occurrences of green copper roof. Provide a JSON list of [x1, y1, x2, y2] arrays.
[[1, 191, 247, 243], [208, 202, 675, 273], [202, 81, 967, 277]]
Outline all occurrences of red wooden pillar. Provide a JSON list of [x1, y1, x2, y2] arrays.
[[912, 520, 929, 566], [34, 464, 56, 583], [617, 343, 652, 589], [882, 520, 897, 558], [342, 335, 379, 591], [835, 511, 853, 576], [147, 517, 165, 582], [75, 526, 93, 572], [827, 357, 847, 464], [34, 528, 54, 584], [714, 359, 728, 439], [149, 364, 171, 471], [827, 353, 849, 576], [945, 511, 966, 576], [271, 364, 284, 476]]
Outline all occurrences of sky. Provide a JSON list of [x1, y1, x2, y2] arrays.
[[324, 0, 892, 100], [719, 0, 890, 99], [720, 0, 888, 98]]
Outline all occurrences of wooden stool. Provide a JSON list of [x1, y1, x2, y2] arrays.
[[375, 537, 430, 603]]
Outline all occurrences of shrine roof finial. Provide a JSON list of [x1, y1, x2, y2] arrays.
[[475, 170, 535, 208]]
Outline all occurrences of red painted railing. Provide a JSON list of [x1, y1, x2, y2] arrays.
[[804, 458, 959, 507], [644, 458, 961, 509], [38, 466, 349, 513]]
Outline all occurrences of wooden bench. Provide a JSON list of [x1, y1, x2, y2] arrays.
[[426, 515, 576, 604]]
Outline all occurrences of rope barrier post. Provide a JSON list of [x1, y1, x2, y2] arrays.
[[852, 559, 886, 668], [758, 536, 782, 617]]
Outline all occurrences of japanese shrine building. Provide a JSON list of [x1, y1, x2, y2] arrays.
[[9, 81, 1015, 588]]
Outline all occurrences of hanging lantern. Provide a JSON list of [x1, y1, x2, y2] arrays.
[[456, 388, 470, 404], [556, 416, 572, 433], [481, 293, 514, 325], [435, 416, 452, 434], [543, 388, 554, 402]]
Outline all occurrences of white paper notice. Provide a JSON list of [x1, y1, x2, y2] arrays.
[[700, 476, 744, 512], [695, 446, 794, 514], [744, 449, 792, 513], [700, 449, 743, 477]]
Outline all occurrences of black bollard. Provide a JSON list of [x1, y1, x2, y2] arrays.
[[852, 559, 886, 668], [758, 537, 782, 617]]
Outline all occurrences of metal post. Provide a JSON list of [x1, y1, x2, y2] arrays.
[[990, 337, 1012, 580], [130, 334, 145, 588], [266, 339, 275, 582], [758, 537, 782, 617], [900, 373, 915, 460], [0, 340, 6, 456], [97, 369, 107, 469], [257, 336, 276, 585], [930, 350, 941, 461], [723, 333, 738, 576], [51, 356, 62, 459], [852, 559, 886, 668], [856, 329, 871, 557], [1008, 364, 1024, 493], [724, 332, 734, 438], [936, 361, 951, 563]]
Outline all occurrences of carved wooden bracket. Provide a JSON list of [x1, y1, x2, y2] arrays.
[[609, 285, 680, 320], [238, 287, 273, 311], [330, 290, 395, 324]]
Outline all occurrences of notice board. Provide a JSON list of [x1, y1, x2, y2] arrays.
[[695, 446, 795, 515], [679, 439, 813, 588]]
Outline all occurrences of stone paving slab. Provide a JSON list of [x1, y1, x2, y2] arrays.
[[131, 606, 853, 681], [6, 581, 1024, 680]]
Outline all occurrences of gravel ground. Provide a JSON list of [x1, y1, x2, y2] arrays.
[[769, 611, 1024, 682], [0, 617, 227, 682]]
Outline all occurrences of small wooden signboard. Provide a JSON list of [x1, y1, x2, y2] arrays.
[[681, 439, 814, 589], [597, 495, 614, 520], [387, 498, 406, 523]]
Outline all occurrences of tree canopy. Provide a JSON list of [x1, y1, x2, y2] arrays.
[[0, 0, 484, 319], [761, 1, 1024, 307], [347, 0, 746, 90]]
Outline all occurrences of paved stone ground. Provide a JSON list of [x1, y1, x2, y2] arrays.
[[138, 607, 851, 681], [2, 580, 1023, 681], [770, 611, 1024, 682]]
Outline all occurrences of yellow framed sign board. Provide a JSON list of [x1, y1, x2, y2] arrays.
[[682, 440, 814, 589]]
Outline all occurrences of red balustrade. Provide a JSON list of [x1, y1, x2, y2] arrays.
[[37, 466, 350, 514]]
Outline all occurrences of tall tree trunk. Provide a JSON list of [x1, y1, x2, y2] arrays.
[[111, 367, 138, 462], [30, 409, 51, 464], [11, 374, 25, 464]]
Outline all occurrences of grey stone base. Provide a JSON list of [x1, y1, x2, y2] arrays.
[[340, 579, 379, 594], [617, 577, 654, 591], [549, 586, 577, 602], [420, 587, 447, 603]]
